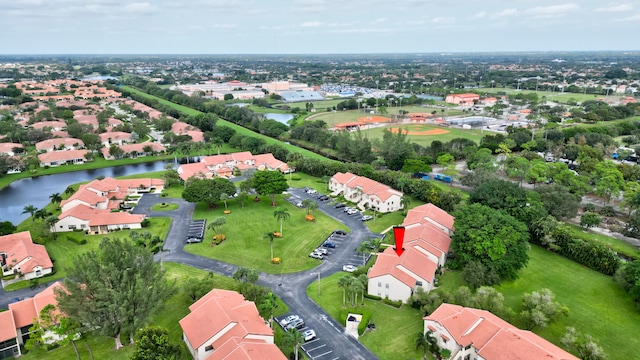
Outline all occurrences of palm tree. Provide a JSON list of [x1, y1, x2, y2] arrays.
[[208, 216, 226, 235], [397, 176, 410, 193], [357, 241, 371, 265], [46, 216, 59, 240], [301, 198, 315, 215], [337, 275, 351, 308], [22, 204, 38, 226], [273, 208, 290, 235], [400, 196, 411, 215], [264, 231, 276, 260], [259, 291, 279, 329], [283, 328, 305, 360], [349, 278, 364, 307], [308, 201, 318, 216], [357, 274, 368, 305], [212, 137, 224, 155], [64, 186, 75, 195], [425, 330, 444, 360], [415, 332, 429, 360], [237, 191, 248, 208], [49, 193, 62, 206], [220, 193, 230, 210]]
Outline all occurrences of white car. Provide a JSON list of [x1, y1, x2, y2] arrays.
[[343, 265, 357, 273], [303, 329, 316, 342], [280, 315, 300, 327], [306, 189, 318, 195], [315, 248, 328, 255], [309, 252, 324, 260]]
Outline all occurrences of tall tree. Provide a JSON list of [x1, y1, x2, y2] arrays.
[[49, 192, 62, 206], [236, 191, 248, 208], [220, 193, 230, 210], [259, 291, 279, 329], [182, 177, 236, 207], [207, 217, 226, 235], [273, 207, 290, 235], [561, 327, 606, 360], [451, 203, 530, 280], [283, 328, 305, 360], [520, 288, 568, 330], [264, 231, 276, 260], [55, 238, 175, 350], [253, 170, 289, 206]]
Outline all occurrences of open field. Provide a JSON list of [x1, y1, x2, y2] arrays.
[[306, 271, 425, 360], [120, 86, 332, 162], [360, 123, 484, 146], [307, 106, 463, 128], [183, 194, 343, 274], [479, 87, 616, 104], [437, 245, 640, 360]]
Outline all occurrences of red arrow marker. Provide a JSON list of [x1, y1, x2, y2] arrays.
[[393, 226, 405, 257]]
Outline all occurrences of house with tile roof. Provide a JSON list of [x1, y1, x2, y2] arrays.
[[329, 172, 403, 213], [56, 177, 163, 233], [30, 121, 67, 132], [0, 143, 23, 156], [99, 131, 131, 147], [0, 282, 65, 359], [423, 303, 578, 360], [38, 149, 89, 167], [172, 121, 205, 143], [367, 203, 453, 303], [100, 142, 165, 160], [0, 231, 53, 281], [445, 93, 480, 106], [177, 151, 290, 181], [179, 288, 286, 360], [36, 138, 84, 153]]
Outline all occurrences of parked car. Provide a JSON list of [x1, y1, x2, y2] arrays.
[[333, 229, 347, 236], [315, 248, 328, 255], [342, 264, 357, 273], [280, 315, 300, 327], [186, 237, 203, 244], [309, 252, 324, 260], [306, 189, 317, 195], [361, 215, 373, 221], [295, 201, 303, 208], [343, 207, 353, 213], [318, 195, 329, 201], [334, 203, 346, 209], [346, 209, 359, 215], [285, 319, 305, 330], [322, 242, 336, 248], [303, 329, 316, 342]]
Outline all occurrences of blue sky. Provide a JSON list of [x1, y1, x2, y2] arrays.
[[1, 0, 639, 54]]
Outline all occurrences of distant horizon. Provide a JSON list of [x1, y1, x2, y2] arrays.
[[1, 0, 638, 55]]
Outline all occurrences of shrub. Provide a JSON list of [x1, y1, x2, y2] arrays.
[[67, 237, 87, 245], [271, 257, 281, 264], [551, 226, 620, 275], [150, 245, 161, 254], [213, 234, 226, 245], [383, 298, 403, 308], [363, 293, 382, 300], [583, 203, 596, 212], [599, 205, 616, 217], [290, 174, 301, 181], [141, 218, 150, 227]]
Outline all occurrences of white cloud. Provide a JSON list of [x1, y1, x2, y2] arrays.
[[595, 3, 633, 12], [622, 12, 640, 20], [300, 21, 323, 27], [525, 3, 579, 18], [124, 2, 156, 14], [432, 17, 455, 24], [372, 17, 388, 24], [493, 8, 518, 19], [469, 11, 487, 19]]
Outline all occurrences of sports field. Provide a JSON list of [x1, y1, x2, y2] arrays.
[[361, 123, 484, 146], [307, 106, 463, 127]]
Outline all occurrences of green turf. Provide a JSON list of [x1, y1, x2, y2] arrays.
[[151, 203, 179, 211], [183, 194, 344, 274], [359, 123, 484, 147], [306, 272, 425, 360], [479, 87, 614, 104]]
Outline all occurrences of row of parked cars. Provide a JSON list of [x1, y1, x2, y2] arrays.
[[309, 230, 345, 260], [185, 219, 206, 244], [280, 315, 316, 341], [335, 203, 373, 221]]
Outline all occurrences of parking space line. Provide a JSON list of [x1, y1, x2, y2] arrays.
[[313, 350, 333, 358], [305, 343, 326, 352]]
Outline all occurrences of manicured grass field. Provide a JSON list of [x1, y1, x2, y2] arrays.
[[360, 123, 484, 147], [306, 272, 425, 360], [152, 202, 179, 211], [183, 194, 344, 274], [479, 87, 611, 104], [437, 245, 640, 359], [306, 106, 463, 128], [563, 223, 640, 259], [121, 86, 332, 162]]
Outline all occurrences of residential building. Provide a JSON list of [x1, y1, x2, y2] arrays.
[[101, 142, 165, 160], [99, 131, 131, 147], [0, 282, 64, 359], [56, 177, 163, 233], [423, 303, 578, 360], [0, 143, 23, 156], [445, 93, 480, 106], [177, 151, 290, 181], [38, 149, 89, 167], [30, 121, 67, 132], [0, 231, 53, 280], [35, 138, 84, 153], [367, 204, 453, 303], [179, 288, 286, 360], [172, 121, 204, 142], [329, 172, 403, 213]]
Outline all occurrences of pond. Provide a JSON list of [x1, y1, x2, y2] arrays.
[[264, 113, 295, 125]]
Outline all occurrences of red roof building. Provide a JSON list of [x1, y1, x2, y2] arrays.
[[177, 151, 290, 181], [0, 231, 53, 281], [179, 289, 286, 360], [424, 304, 578, 360], [329, 172, 403, 213], [445, 93, 480, 106]]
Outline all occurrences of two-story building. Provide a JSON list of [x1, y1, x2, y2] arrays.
[[329, 172, 403, 213]]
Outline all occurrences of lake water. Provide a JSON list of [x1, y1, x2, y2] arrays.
[[0, 160, 172, 225], [264, 113, 295, 125]]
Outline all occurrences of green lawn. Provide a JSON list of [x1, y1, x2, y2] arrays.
[[287, 173, 330, 194], [437, 245, 640, 360], [306, 107, 464, 128], [152, 202, 179, 211], [121, 86, 332, 161], [21, 262, 286, 360], [183, 194, 344, 274], [563, 223, 640, 260], [306, 272, 425, 360]]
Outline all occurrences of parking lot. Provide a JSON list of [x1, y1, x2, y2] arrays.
[[276, 313, 340, 360]]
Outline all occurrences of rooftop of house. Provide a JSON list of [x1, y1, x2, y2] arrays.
[[331, 172, 403, 202], [0, 231, 54, 275], [368, 247, 438, 287], [37, 149, 89, 163], [403, 203, 455, 233]]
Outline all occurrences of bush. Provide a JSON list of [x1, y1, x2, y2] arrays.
[[290, 174, 301, 181], [363, 293, 382, 300], [583, 203, 596, 212], [551, 226, 620, 275], [150, 245, 161, 254], [67, 237, 87, 245], [339, 308, 372, 335], [599, 205, 616, 217], [383, 298, 403, 308], [141, 218, 150, 227]]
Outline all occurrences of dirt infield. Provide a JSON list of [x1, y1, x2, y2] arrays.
[[389, 127, 450, 136], [357, 116, 389, 123]]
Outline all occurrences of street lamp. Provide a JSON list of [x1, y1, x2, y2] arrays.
[[375, 80, 379, 114], [311, 272, 320, 296]]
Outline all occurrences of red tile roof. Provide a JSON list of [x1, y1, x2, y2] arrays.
[[368, 247, 437, 287], [332, 172, 403, 202], [36, 138, 84, 151], [7, 282, 64, 331], [177, 162, 210, 181], [206, 337, 286, 360], [404, 203, 454, 232], [0, 311, 17, 342], [0, 231, 53, 275], [38, 149, 89, 164], [424, 304, 578, 360]]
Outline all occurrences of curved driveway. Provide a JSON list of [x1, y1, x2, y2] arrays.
[[134, 188, 381, 360]]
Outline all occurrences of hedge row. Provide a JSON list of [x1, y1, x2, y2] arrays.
[[339, 308, 372, 335], [552, 226, 620, 275], [67, 237, 87, 245]]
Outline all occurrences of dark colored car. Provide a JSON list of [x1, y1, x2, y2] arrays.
[[333, 230, 347, 236], [334, 203, 346, 209], [322, 242, 336, 248]]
